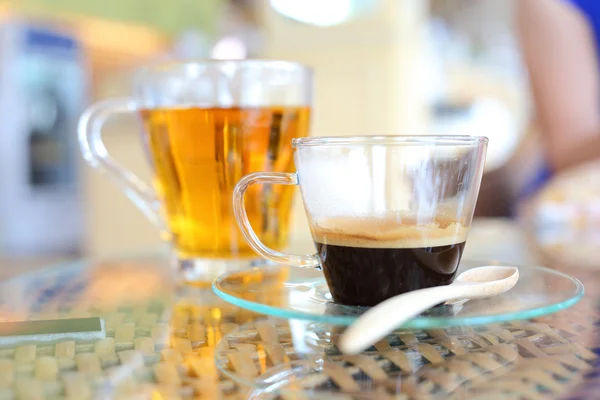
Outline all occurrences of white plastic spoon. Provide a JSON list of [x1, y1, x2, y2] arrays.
[[339, 266, 519, 355]]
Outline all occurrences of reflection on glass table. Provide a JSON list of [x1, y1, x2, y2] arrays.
[[0, 250, 597, 399], [0, 256, 251, 399], [216, 314, 598, 399]]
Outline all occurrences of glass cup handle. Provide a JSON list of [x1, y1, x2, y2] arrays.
[[78, 98, 169, 239], [233, 172, 320, 269]]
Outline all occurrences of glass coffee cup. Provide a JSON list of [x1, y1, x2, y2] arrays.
[[234, 136, 488, 306]]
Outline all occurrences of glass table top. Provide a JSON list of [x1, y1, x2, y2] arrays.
[[0, 249, 597, 399], [0, 256, 251, 399], [215, 317, 598, 399]]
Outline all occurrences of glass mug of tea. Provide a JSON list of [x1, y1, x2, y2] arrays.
[[78, 60, 312, 279], [234, 136, 488, 306]]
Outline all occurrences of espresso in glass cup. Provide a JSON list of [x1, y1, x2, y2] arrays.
[[234, 136, 488, 306]]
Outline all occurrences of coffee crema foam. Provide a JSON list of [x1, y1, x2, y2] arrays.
[[312, 218, 469, 248]]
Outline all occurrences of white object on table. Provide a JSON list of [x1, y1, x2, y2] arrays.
[[339, 266, 519, 355]]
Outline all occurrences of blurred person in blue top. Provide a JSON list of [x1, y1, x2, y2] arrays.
[[516, 0, 600, 199]]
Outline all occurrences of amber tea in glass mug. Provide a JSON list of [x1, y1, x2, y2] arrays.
[[78, 60, 312, 280]]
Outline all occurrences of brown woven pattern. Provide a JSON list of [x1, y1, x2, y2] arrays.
[[0, 260, 596, 399], [0, 298, 254, 399], [218, 298, 598, 399], [0, 261, 255, 399]]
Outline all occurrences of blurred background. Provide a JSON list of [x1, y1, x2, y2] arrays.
[[0, 0, 596, 270]]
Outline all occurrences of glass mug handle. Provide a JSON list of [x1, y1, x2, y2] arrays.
[[233, 172, 320, 268], [78, 98, 169, 238]]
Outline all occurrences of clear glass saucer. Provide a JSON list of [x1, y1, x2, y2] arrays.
[[212, 260, 584, 328]]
